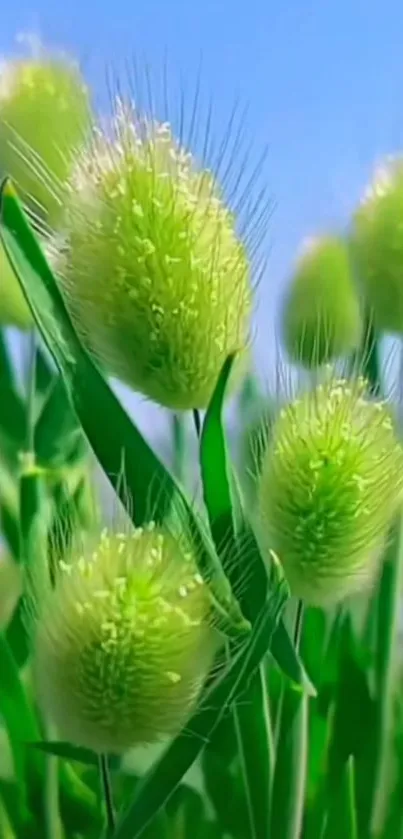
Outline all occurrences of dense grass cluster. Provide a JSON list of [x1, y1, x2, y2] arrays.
[[1, 42, 403, 839]]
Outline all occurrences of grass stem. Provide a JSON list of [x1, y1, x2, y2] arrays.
[[293, 600, 304, 649], [192, 408, 201, 439], [99, 754, 116, 835]]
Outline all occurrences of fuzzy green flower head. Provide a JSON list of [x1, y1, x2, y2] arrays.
[[282, 235, 362, 368], [34, 524, 216, 753], [256, 376, 403, 606], [57, 104, 252, 409], [0, 54, 90, 222], [352, 157, 403, 334], [0, 241, 32, 329]]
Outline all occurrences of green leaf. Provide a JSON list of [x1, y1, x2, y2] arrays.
[[200, 356, 267, 623], [271, 619, 317, 697], [200, 355, 288, 836], [270, 685, 308, 839], [200, 355, 315, 695], [200, 354, 238, 552], [323, 757, 358, 839], [34, 375, 85, 468], [202, 741, 249, 839], [112, 577, 287, 839], [370, 516, 403, 836], [10, 465, 51, 675], [0, 780, 23, 837], [0, 178, 249, 640], [0, 632, 40, 816], [232, 663, 275, 839], [167, 786, 209, 839], [325, 614, 376, 837]]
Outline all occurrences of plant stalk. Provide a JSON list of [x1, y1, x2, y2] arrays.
[[99, 754, 116, 835], [233, 659, 275, 838], [370, 515, 403, 835], [270, 601, 308, 839]]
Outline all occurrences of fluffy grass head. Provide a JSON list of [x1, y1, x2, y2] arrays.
[[0, 53, 90, 222], [352, 157, 403, 334], [256, 375, 403, 606], [54, 98, 260, 409], [282, 235, 362, 368], [34, 523, 217, 753]]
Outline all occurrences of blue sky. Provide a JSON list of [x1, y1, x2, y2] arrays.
[[2, 0, 403, 439]]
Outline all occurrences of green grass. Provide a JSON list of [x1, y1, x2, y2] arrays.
[[1, 61, 403, 839]]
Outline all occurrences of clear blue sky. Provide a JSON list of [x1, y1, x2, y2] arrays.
[[2, 1, 403, 437]]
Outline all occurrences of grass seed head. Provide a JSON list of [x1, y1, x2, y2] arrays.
[[352, 157, 403, 334], [57, 105, 252, 409], [34, 525, 216, 752], [256, 376, 403, 606], [0, 55, 90, 223], [282, 235, 362, 368]]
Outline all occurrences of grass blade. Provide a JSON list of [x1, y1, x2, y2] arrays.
[[323, 757, 358, 839], [200, 356, 277, 836], [270, 685, 308, 839], [200, 354, 238, 553], [370, 515, 403, 835], [232, 662, 274, 838], [200, 353, 314, 693], [0, 631, 40, 825]]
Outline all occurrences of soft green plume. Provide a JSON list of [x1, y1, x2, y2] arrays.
[[352, 157, 403, 334], [0, 54, 90, 222], [256, 376, 403, 606], [57, 105, 252, 409], [283, 235, 362, 367], [34, 524, 216, 753]]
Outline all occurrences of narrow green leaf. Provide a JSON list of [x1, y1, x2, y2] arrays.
[[201, 355, 286, 835], [323, 757, 358, 839], [0, 632, 40, 808], [34, 375, 85, 468], [370, 515, 403, 836], [200, 354, 237, 551], [0, 780, 22, 837], [271, 619, 317, 697], [270, 685, 308, 839], [0, 178, 249, 639], [200, 354, 267, 622], [326, 614, 375, 837], [200, 355, 315, 694], [232, 663, 274, 839]]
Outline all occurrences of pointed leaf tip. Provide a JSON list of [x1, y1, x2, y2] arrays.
[[0, 177, 16, 202]]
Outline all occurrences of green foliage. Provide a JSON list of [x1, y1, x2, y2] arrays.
[[0, 50, 403, 839]]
